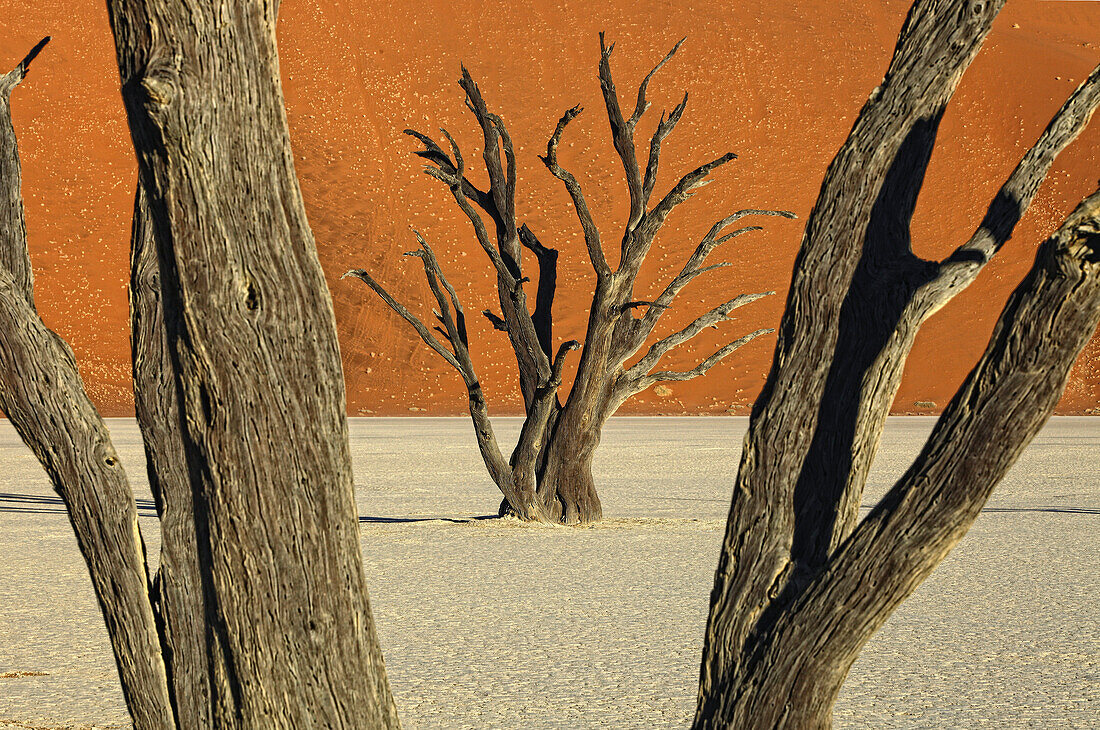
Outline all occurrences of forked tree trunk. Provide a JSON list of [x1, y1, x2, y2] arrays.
[[496, 422, 602, 523], [694, 1, 1100, 726], [349, 40, 789, 524], [540, 440, 602, 525], [1, 4, 400, 727]]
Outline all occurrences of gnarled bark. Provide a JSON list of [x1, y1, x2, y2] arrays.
[[349, 37, 793, 523], [129, 184, 210, 728], [695, 1, 1100, 726], [0, 5, 399, 726], [0, 38, 174, 730]]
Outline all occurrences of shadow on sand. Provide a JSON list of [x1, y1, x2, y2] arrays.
[[0, 492, 505, 523], [358, 515, 499, 524], [1, 492, 1096, 518], [0, 492, 157, 515]]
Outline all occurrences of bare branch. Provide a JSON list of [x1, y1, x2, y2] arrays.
[[483, 309, 508, 331], [0, 38, 53, 308], [598, 32, 649, 231], [646, 152, 738, 231], [404, 128, 492, 211], [779, 61, 1100, 576], [629, 37, 686, 127], [549, 339, 581, 387], [642, 93, 689, 206], [0, 36, 49, 95], [411, 127, 506, 272], [627, 291, 773, 378], [343, 269, 462, 372], [617, 152, 740, 281], [541, 105, 611, 277], [645, 328, 773, 385], [490, 113, 517, 226], [347, 240, 516, 502], [459, 67, 518, 247], [0, 44, 175, 723], [696, 3, 1035, 720], [415, 78, 550, 407], [935, 61, 1100, 293], [417, 235, 461, 312], [621, 300, 672, 312], [420, 129, 514, 282], [411, 231, 468, 345], [626, 210, 795, 351]]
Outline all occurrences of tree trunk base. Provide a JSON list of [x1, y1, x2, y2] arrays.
[[496, 469, 603, 525]]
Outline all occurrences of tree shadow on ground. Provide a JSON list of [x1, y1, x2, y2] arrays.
[[357, 515, 499, 524], [858, 501, 1098, 515], [1, 492, 1095, 518], [0, 492, 157, 514]]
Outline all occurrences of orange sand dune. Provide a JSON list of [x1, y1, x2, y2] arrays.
[[2, 1, 1098, 416]]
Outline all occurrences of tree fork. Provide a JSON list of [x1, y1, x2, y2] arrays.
[[705, 185, 1100, 729], [353, 37, 789, 523], [695, 0, 1100, 725]]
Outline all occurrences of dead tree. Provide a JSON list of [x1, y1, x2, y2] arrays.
[[0, 3, 398, 726], [693, 1, 1100, 727], [347, 37, 792, 524]]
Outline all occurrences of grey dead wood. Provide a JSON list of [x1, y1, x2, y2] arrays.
[[0, 37, 175, 730], [348, 36, 794, 524], [694, 1, 1100, 727], [0, 2, 400, 726], [129, 184, 212, 728]]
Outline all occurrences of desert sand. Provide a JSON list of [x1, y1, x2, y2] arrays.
[[0, 1, 1098, 416], [1, 417, 1097, 728]]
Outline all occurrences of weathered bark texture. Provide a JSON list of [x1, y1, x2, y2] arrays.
[[0, 4, 400, 727], [0, 39, 175, 730], [348, 37, 791, 523], [105, 0, 398, 725], [129, 184, 211, 728], [694, 1, 1100, 727]]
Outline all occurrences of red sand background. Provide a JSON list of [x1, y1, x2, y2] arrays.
[[1, 1, 1098, 416]]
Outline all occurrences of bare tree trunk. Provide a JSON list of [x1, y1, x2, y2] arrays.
[[539, 417, 604, 524], [103, 1, 399, 724], [0, 39, 175, 730], [694, 0, 1100, 726], [129, 184, 211, 728], [353, 39, 786, 523]]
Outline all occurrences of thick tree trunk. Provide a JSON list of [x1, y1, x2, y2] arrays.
[[1, 40, 176, 730], [105, 1, 399, 726], [537, 411, 604, 524], [129, 184, 211, 728], [543, 449, 602, 525], [494, 415, 602, 524], [694, 1, 1100, 726]]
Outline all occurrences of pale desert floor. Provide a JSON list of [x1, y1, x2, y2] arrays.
[[1, 417, 1098, 729]]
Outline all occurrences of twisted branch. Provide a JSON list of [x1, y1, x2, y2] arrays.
[[541, 104, 611, 277], [623, 291, 774, 388], [642, 328, 773, 388]]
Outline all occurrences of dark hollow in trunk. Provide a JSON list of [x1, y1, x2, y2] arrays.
[[348, 37, 794, 523]]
